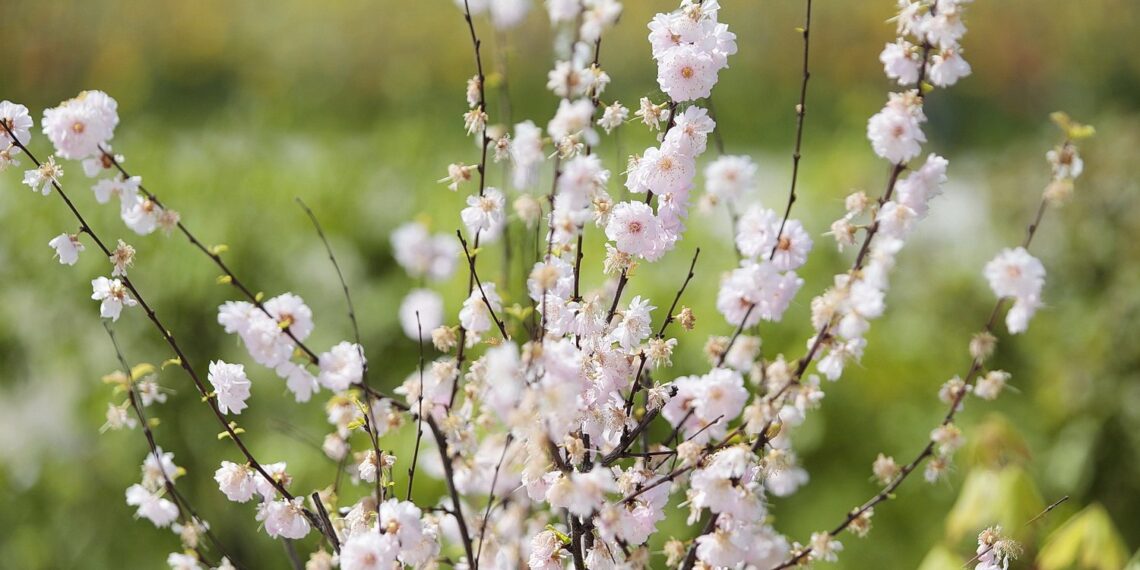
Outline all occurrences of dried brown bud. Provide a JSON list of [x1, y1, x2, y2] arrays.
[[678, 306, 696, 331], [969, 331, 997, 363]]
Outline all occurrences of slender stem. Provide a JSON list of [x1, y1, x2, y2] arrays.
[[680, 514, 719, 570], [407, 312, 427, 501], [657, 248, 700, 337], [296, 198, 362, 349], [98, 147, 323, 366], [311, 491, 341, 554], [768, 0, 814, 261], [458, 230, 510, 340], [428, 417, 477, 566], [282, 540, 304, 570], [475, 434, 514, 568]]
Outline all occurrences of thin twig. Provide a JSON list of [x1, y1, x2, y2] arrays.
[[768, 0, 814, 261], [960, 496, 1070, 568], [475, 434, 515, 568], [428, 416, 477, 566], [407, 312, 427, 501], [458, 230, 510, 340]]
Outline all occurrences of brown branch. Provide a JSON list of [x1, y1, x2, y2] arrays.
[[769, 188, 1058, 569], [458, 230, 510, 340], [3, 126, 338, 546], [407, 312, 427, 501], [768, 0, 814, 261], [475, 434, 515, 569], [103, 324, 237, 568], [427, 416, 477, 566], [97, 146, 323, 366]]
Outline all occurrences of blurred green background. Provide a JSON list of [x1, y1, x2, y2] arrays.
[[2, 0, 1139, 568]]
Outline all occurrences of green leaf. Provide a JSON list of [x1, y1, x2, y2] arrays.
[[1038, 503, 1129, 570], [916, 545, 964, 570], [946, 469, 1001, 541], [1125, 548, 1140, 570], [130, 363, 156, 380], [945, 465, 1043, 542]]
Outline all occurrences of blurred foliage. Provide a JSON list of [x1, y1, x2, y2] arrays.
[[2, 0, 1139, 569], [1038, 504, 1130, 570]]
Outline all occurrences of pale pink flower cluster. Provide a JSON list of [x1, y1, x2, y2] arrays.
[[125, 448, 182, 528], [0, 100, 33, 171], [41, 90, 118, 160], [215, 293, 352, 402], [984, 247, 1045, 334], [869, 0, 973, 164], [649, 0, 737, 102], [339, 499, 440, 569]]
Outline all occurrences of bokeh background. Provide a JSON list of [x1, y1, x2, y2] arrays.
[[2, 1, 1139, 568]]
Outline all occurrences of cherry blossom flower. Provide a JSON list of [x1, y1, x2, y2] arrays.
[[605, 201, 664, 259], [41, 90, 119, 159], [125, 484, 179, 528], [866, 91, 926, 165], [0, 100, 33, 147], [256, 497, 310, 540], [23, 156, 63, 195], [610, 296, 655, 351], [214, 461, 256, 503], [399, 289, 444, 340], [48, 233, 84, 265], [208, 361, 252, 415], [879, 39, 922, 85], [318, 342, 366, 391], [705, 155, 757, 205], [91, 276, 137, 321]]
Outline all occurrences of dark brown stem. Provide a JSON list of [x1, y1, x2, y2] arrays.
[[680, 514, 719, 570], [428, 417, 477, 567], [475, 434, 514, 568], [97, 146, 323, 366], [310, 492, 341, 554], [769, 0, 814, 261], [407, 312, 427, 501], [458, 230, 510, 340]]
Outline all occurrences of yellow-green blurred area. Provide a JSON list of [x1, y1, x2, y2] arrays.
[[2, 0, 1139, 568]]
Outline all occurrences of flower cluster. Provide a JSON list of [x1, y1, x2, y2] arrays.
[[125, 456, 180, 529], [974, 526, 1023, 570]]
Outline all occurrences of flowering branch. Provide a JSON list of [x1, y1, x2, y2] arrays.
[[458, 229, 510, 340], [2, 120, 338, 548], [97, 146, 325, 365], [104, 324, 236, 568], [772, 124, 1090, 568]]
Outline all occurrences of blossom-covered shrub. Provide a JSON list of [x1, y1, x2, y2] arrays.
[[0, 0, 1097, 568]]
